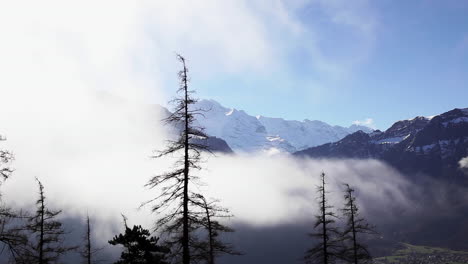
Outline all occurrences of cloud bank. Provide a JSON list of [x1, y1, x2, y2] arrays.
[[459, 156, 468, 169], [0, 0, 388, 226]]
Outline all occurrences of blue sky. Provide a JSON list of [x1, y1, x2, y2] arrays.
[[155, 0, 468, 130]]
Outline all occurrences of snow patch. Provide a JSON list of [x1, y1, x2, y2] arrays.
[[459, 156, 468, 169], [414, 143, 436, 153], [374, 134, 410, 144], [266, 136, 284, 142], [193, 99, 372, 153], [226, 109, 235, 116], [442, 117, 468, 127]]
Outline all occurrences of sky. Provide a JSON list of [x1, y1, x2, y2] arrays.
[[149, 0, 468, 130], [2, 1, 467, 130]]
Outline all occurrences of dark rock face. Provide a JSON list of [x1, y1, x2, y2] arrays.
[[296, 108, 468, 184], [192, 136, 234, 153], [156, 104, 234, 154]]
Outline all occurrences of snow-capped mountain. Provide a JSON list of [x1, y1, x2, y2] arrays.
[[192, 99, 373, 153], [296, 108, 468, 183]]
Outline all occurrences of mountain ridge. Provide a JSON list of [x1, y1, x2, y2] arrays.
[[191, 99, 373, 153], [295, 107, 468, 183]]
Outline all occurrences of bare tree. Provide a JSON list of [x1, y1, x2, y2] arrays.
[[0, 135, 29, 262], [143, 54, 209, 264], [305, 172, 341, 264], [84, 214, 92, 264], [19, 178, 76, 263], [81, 214, 103, 264], [191, 194, 240, 264], [0, 207, 28, 262], [339, 184, 376, 264], [0, 135, 13, 182]]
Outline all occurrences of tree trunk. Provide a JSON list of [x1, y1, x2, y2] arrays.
[[87, 215, 91, 264], [321, 173, 328, 264], [349, 190, 358, 264], [182, 58, 190, 264], [204, 201, 215, 264], [39, 188, 44, 264]]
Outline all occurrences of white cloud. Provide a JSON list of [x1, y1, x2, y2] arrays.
[[459, 156, 468, 170], [353, 118, 376, 129], [0, 0, 387, 241], [203, 154, 411, 226], [0, 0, 381, 112]]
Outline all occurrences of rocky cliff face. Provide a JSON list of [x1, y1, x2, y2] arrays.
[[296, 108, 468, 183]]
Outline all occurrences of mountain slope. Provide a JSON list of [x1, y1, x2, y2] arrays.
[[192, 99, 372, 153], [296, 108, 468, 182], [154, 104, 233, 153]]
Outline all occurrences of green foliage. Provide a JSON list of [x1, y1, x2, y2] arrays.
[[109, 225, 169, 264]]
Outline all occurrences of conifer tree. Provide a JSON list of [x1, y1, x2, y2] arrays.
[[0, 198, 28, 262], [0, 135, 13, 181], [143, 54, 209, 264], [0, 135, 28, 262], [109, 223, 169, 264], [81, 214, 103, 264], [305, 172, 341, 264], [20, 178, 75, 264], [340, 184, 376, 264], [84, 214, 92, 264], [191, 194, 240, 264]]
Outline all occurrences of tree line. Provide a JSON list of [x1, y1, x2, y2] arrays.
[[306, 172, 377, 264], [0, 55, 375, 264]]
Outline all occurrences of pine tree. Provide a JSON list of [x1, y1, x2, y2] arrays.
[[0, 135, 13, 181], [191, 194, 240, 264], [84, 214, 92, 264], [109, 223, 169, 264], [143, 54, 209, 264], [305, 172, 341, 264], [0, 201, 28, 262], [20, 178, 75, 263], [0, 136, 28, 262], [339, 184, 376, 264]]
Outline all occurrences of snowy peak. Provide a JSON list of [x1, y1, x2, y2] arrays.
[[410, 108, 468, 148], [256, 115, 372, 151], [192, 100, 294, 153], [371, 116, 430, 145], [192, 99, 373, 153], [431, 108, 468, 127], [295, 107, 468, 183], [386, 116, 429, 136]]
